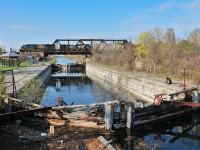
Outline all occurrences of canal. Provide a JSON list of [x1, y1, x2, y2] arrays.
[[42, 57, 200, 150]]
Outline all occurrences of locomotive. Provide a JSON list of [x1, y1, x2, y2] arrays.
[[20, 44, 91, 57]]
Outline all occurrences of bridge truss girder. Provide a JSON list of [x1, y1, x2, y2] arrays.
[[53, 38, 128, 51]]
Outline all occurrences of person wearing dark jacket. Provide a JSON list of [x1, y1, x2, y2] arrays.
[[165, 77, 172, 84]]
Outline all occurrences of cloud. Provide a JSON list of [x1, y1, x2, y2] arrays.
[[182, 0, 200, 10], [9, 25, 48, 31], [157, 1, 176, 13], [130, 1, 176, 24], [125, 0, 200, 39]]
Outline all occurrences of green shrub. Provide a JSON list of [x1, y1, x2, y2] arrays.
[[52, 58, 57, 64], [18, 78, 46, 104], [0, 73, 6, 109]]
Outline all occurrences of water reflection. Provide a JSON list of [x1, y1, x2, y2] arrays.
[[42, 57, 200, 149], [109, 111, 200, 150], [56, 56, 76, 64], [41, 77, 114, 106]]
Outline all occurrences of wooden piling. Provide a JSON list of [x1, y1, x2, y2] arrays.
[[105, 104, 114, 130], [126, 103, 135, 129], [192, 90, 199, 110], [49, 125, 55, 136], [4, 97, 12, 113], [120, 103, 126, 121]]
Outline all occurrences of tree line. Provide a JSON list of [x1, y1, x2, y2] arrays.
[[91, 27, 200, 82]]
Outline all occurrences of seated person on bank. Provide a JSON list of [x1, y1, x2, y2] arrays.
[[165, 77, 172, 84]]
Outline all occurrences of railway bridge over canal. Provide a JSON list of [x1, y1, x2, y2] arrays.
[[20, 38, 128, 57]]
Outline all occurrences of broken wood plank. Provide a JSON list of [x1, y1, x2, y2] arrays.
[[168, 87, 197, 96], [0, 107, 52, 119], [9, 97, 43, 107], [69, 120, 104, 129], [134, 108, 191, 126], [47, 119, 69, 126], [98, 136, 115, 150], [52, 100, 119, 110]]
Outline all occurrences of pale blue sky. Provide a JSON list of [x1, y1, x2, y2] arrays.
[[0, 0, 200, 50]]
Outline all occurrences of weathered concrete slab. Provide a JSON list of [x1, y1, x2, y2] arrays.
[[5, 65, 51, 94]]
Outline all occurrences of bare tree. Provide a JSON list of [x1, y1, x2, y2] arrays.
[[146, 27, 164, 72], [165, 28, 176, 43]]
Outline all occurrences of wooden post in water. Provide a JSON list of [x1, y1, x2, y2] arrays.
[[126, 103, 135, 129], [120, 103, 126, 121], [105, 104, 114, 130], [192, 90, 199, 111]]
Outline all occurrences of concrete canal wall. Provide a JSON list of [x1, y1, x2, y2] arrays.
[[86, 63, 181, 103], [37, 65, 52, 84], [6, 65, 52, 95]]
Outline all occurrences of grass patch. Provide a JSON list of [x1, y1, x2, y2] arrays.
[[19, 62, 31, 67], [0, 67, 16, 72]]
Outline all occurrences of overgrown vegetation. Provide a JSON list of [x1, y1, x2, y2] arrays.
[[91, 27, 200, 82], [52, 58, 57, 64], [0, 73, 6, 109], [18, 78, 46, 104], [92, 45, 135, 71]]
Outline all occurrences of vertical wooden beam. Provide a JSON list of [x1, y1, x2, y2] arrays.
[[120, 103, 126, 121], [11, 70, 17, 97], [192, 90, 199, 111], [4, 97, 12, 113], [105, 104, 114, 130], [126, 103, 135, 129], [49, 125, 55, 136], [126, 129, 133, 150]]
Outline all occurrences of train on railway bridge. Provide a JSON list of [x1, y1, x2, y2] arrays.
[[19, 38, 128, 58]]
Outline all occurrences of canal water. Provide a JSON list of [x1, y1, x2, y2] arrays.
[[41, 57, 200, 150]]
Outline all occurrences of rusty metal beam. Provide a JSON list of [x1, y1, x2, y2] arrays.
[[53, 39, 128, 44], [169, 101, 200, 107]]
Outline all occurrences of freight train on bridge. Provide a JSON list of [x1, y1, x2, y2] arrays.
[[19, 38, 128, 57]]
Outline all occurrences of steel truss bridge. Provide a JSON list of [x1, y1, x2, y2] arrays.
[[20, 38, 128, 56]]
